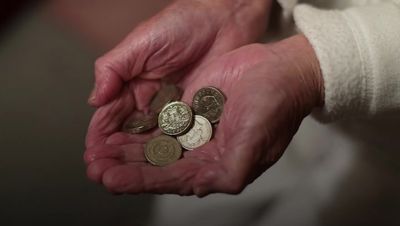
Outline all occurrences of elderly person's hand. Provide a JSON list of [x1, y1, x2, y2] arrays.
[[84, 34, 324, 196], [88, 0, 272, 107]]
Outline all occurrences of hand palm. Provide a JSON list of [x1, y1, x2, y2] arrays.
[[85, 44, 305, 196]]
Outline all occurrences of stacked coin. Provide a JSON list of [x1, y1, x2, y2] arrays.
[[122, 83, 182, 134], [122, 83, 225, 166]]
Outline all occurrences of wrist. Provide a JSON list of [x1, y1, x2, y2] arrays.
[[267, 34, 325, 115], [194, 0, 273, 24], [225, 0, 273, 40], [228, 0, 273, 19]]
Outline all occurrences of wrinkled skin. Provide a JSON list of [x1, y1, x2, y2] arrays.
[[85, 35, 324, 196], [88, 0, 272, 108]]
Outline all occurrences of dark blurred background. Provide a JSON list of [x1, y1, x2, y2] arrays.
[[0, 1, 170, 225], [2, 1, 400, 226]]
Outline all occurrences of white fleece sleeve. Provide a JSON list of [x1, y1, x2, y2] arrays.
[[277, 0, 298, 18], [293, 1, 400, 121]]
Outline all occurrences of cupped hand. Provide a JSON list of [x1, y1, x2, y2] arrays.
[[88, 0, 272, 108], [85, 35, 324, 196]]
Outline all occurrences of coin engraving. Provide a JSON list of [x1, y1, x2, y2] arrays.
[[158, 101, 193, 136], [177, 115, 212, 150], [123, 114, 158, 134], [150, 83, 182, 113], [192, 87, 225, 123], [144, 135, 182, 166]]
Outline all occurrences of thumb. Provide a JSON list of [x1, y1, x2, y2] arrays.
[[88, 25, 169, 107]]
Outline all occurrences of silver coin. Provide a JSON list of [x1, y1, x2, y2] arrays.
[[192, 86, 225, 123], [122, 113, 158, 134], [177, 115, 212, 150]]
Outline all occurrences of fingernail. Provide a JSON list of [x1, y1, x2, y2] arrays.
[[88, 85, 97, 104]]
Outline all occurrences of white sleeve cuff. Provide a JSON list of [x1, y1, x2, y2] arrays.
[[293, 2, 400, 121], [277, 0, 298, 18]]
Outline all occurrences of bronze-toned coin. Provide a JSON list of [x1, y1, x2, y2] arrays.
[[123, 113, 158, 134], [144, 135, 182, 166], [150, 83, 182, 113], [158, 101, 193, 136], [177, 115, 212, 150], [192, 87, 225, 123]]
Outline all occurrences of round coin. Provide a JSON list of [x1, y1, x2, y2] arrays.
[[123, 113, 158, 134], [150, 83, 182, 113], [144, 135, 182, 166], [192, 86, 225, 123], [158, 101, 193, 136], [177, 115, 212, 150]]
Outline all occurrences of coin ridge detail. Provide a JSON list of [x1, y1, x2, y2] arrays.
[[144, 135, 182, 166], [123, 114, 158, 134], [158, 101, 194, 136], [192, 86, 225, 124]]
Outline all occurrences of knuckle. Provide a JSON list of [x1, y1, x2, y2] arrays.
[[102, 170, 121, 193], [178, 187, 194, 196], [86, 163, 102, 183], [225, 176, 246, 194], [102, 167, 143, 194], [94, 56, 119, 80], [83, 151, 94, 165], [94, 57, 110, 73], [95, 55, 128, 81], [192, 169, 216, 192], [228, 184, 245, 195], [192, 167, 247, 195], [94, 56, 105, 69]]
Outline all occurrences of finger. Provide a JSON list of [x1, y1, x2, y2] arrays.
[[105, 132, 161, 145], [85, 143, 148, 164], [89, 22, 174, 107], [84, 145, 122, 165], [87, 159, 121, 184], [129, 79, 160, 111], [182, 140, 221, 162], [102, 158, 204, 195], [89, 4, 222, 108], [193, 120, 273, 196], [190, 153, 250, 196], [89, 61, 123, 107], [86, 88, 134, 148], [120, 143, 147, 162], [89, 37, 148, 107]]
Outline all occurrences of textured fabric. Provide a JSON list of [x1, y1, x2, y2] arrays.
[[277, 0, 298, 18], [278, 0, 400, 121]]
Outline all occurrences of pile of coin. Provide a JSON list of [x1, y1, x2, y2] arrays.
[[122, 83, 225, 166]]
